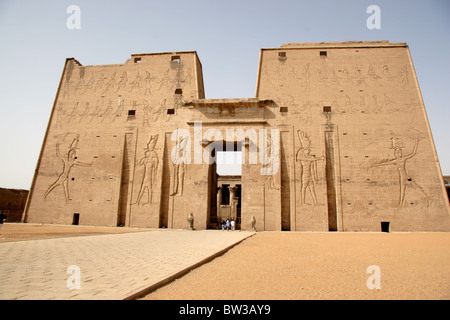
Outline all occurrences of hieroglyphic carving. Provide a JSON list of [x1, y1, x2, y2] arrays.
[[382, 65, 394, 82], [134, 135, 159, 205], [112, 99, 124, 121], [84, 72, 95, 94], [90, 99, 103, 123], [328, 67, 341, 87], [399, 65, 409, 88], [100, 99, 113, 122], [354, 65, 367, 86], [105, 72, 116, 92], [60, 66, 180, 96], [129, 72, 141, 92], [143, 100, 151, 127], [94, 73, 105, 93], [296, 130, 324, 206], [116, 72, 127, 92], [303, 63, 311, 96], [174, 91, 183, 107], [372, 131, 430, 207], [44, 134, 92, 203], [58, 97, 176, 125], [55, 103, 65, 129], [144, 71, 152, 95], [341, 67, 353, 84], [66, 102, 79, 124], [78, 102, 90, 122], [368, 64, 382, 86]]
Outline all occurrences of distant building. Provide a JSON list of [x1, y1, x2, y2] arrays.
[[0, 188, 28, 222], [444, 176, 450, 202], [23, 41, 450, 231]]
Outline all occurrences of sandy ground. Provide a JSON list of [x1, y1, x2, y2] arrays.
[[1, 223, 449, 299], [0, 223, 149, 242], [142, 232, 450, 300]]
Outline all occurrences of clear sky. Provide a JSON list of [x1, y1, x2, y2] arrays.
[[0, 0, 449, 189]]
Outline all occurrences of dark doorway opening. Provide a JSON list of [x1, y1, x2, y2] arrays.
[[208, 140, 242, 229], [72, 213, 80, 225], [381, 221, 390, 233]]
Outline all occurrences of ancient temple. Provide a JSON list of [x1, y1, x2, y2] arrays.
[[23, 41, 450, 231]]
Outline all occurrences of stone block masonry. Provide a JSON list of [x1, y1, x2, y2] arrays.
[[23, 41, 450, 231]]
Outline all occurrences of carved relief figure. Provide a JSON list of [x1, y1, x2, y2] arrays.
[[399, 65, 409, 87], [369, 94, 381, 113], [55, 103, 65, 128], [341, 67, 354, 84], [303, 63, 311, 92], [135, 135, 159, 205], [263, 133, 279, 190], [129, 72, 141, 92], [368, 64, 381, 85], [113, 99, 124, 121], [296, 130, 324, 206], [143, 100, 150, 127], [156, 98, 167, 122], [105, 72, 116, 92], [101, 99, 113, 122], [116, 72, 128, 91], [67, 102, 79, 124], [328, 68, 341, 87], [78, 102, 90, 122], [171, 136, 188, 196], [144, 71, 152, 95], [84, 73, 95, 93], [44, 134, 92, 203], [382, 65, 394, 82], [372, 131, 430, 207], [94, 73, 105, 93], [90, 99, 103, 123], [354, 65, 367, 86]]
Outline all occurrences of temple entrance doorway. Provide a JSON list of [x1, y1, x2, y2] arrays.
[[207, 141, 242, 229]]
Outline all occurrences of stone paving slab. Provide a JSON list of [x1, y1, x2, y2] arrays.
[[0, 229, 254, 300]]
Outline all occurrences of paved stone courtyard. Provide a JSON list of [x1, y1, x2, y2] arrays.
[[0, 227, 254, 300]]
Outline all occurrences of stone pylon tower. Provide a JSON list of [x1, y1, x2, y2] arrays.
[[23, 41, 450, 231]]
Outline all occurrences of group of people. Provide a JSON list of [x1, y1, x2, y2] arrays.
[[219, 219, 236, 231]]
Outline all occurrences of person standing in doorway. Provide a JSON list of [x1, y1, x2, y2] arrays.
[[0, 211, 7, 235]]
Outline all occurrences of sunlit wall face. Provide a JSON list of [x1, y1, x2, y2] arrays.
[[216, 151, 242, 176]]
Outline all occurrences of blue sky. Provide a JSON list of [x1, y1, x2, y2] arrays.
[[0, 0, 449, 189]]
